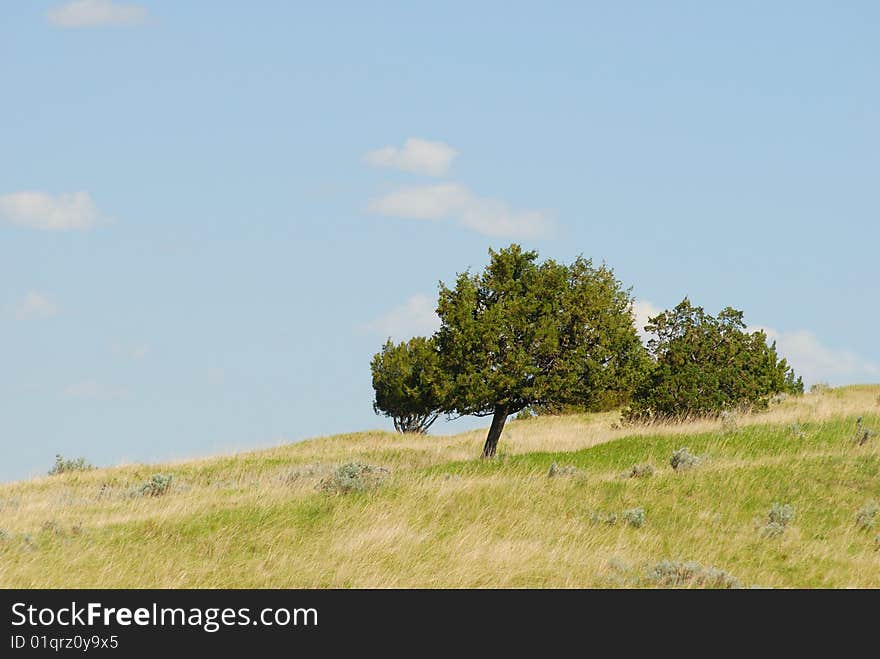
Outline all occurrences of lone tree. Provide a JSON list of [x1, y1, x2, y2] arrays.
[[436, 244, 647, 458], [371, 336, 447, 434], [624, 298, 803, 421]]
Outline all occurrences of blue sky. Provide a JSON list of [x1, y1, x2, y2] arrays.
[[2, 1, 878, 482]]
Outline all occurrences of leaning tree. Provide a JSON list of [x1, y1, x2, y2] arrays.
[[436, 244, 647, 457], [371, 336, 447, 434]]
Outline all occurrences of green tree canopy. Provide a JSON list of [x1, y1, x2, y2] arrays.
[[370, 336, 447, 434], [624, 298, 803, 421], [436, 244, 647, 457]]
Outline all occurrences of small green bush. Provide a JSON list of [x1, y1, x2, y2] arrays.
[[720, 411, 737, 433], [620, 463, 655, 479], [590, 507, 646, 528], [853, 417, 876, 446], [48, 454, 94, 476], [589, 511, 619, 525], [768, 503, 795, 526], [622, 507, 646, 528], [319, 462, 388, 495], [761, 503, 795, 537], [856, 502, 879, 530], [670, 447, 699, 471], [138, 474, 173, 497], [647, 560, 739, 589], [547, 462, 578, 478]]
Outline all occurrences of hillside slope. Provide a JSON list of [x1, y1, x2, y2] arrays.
[[1, 386, 879, 588]]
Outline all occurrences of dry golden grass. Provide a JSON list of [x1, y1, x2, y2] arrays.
[[1, 385, 879, 588]]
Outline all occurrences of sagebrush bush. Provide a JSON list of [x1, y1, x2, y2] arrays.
[[670, 447, 699, 471], [853, 417, 876, 446], [768, 503, 795, 526], [138, 474, 173, 497], [856, 502, 879, 530], [319, 462, 388, 495], [0, 528, 9, 541], [761, 503, 795, 537], [621, 463, 654, 479], [589, 511, 619, 525], [647, 560, 739, 589], [590, 507, 646, 528], [720, 411, 737, 433], [48, 454, 94, 476], [622, 507, 646, 528], [547, 462, 578, 478]]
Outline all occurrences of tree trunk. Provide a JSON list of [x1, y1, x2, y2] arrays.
[[482, 406, 510, 458]]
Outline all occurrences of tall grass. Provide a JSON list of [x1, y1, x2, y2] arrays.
[[1, 385, 878, 588]]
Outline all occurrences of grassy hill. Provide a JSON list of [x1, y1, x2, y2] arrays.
[[2, 385, 879, 588]]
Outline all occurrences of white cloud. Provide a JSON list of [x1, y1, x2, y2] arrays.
[[0, 191, 109, 231], [632, 299, 662, 340], [63, 380, 131, 400], [364, 138, 458, 177], [15, 292, 58, 320], [458, 198, 555, 239], [46, 0, 147, 27], [110, 342, 150, 360], [365, 294, 441, 341], [368, 184, 555, 239], [757, 327, 880, 385], [368, 183, 470, 220]]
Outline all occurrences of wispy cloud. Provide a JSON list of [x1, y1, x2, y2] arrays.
[[368, 183, 470, 220], [365, 294, 441, 341], [0, 191, 109, 231], [364, 138, 556, 239], [63, 380, 131, 400], [46, 0, 147, 28], [15, 291, 58, 320], [368, 184, 555, 239], [364, 138, 458, 177], [758, 327, 880, 385], [457, 197, 555, 239]]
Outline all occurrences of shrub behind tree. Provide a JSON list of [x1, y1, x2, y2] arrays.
[[624, 298, 803, 422], [371, 336, 447, 434]]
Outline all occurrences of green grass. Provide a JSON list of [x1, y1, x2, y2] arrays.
[[1, 387, 879, 588]]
